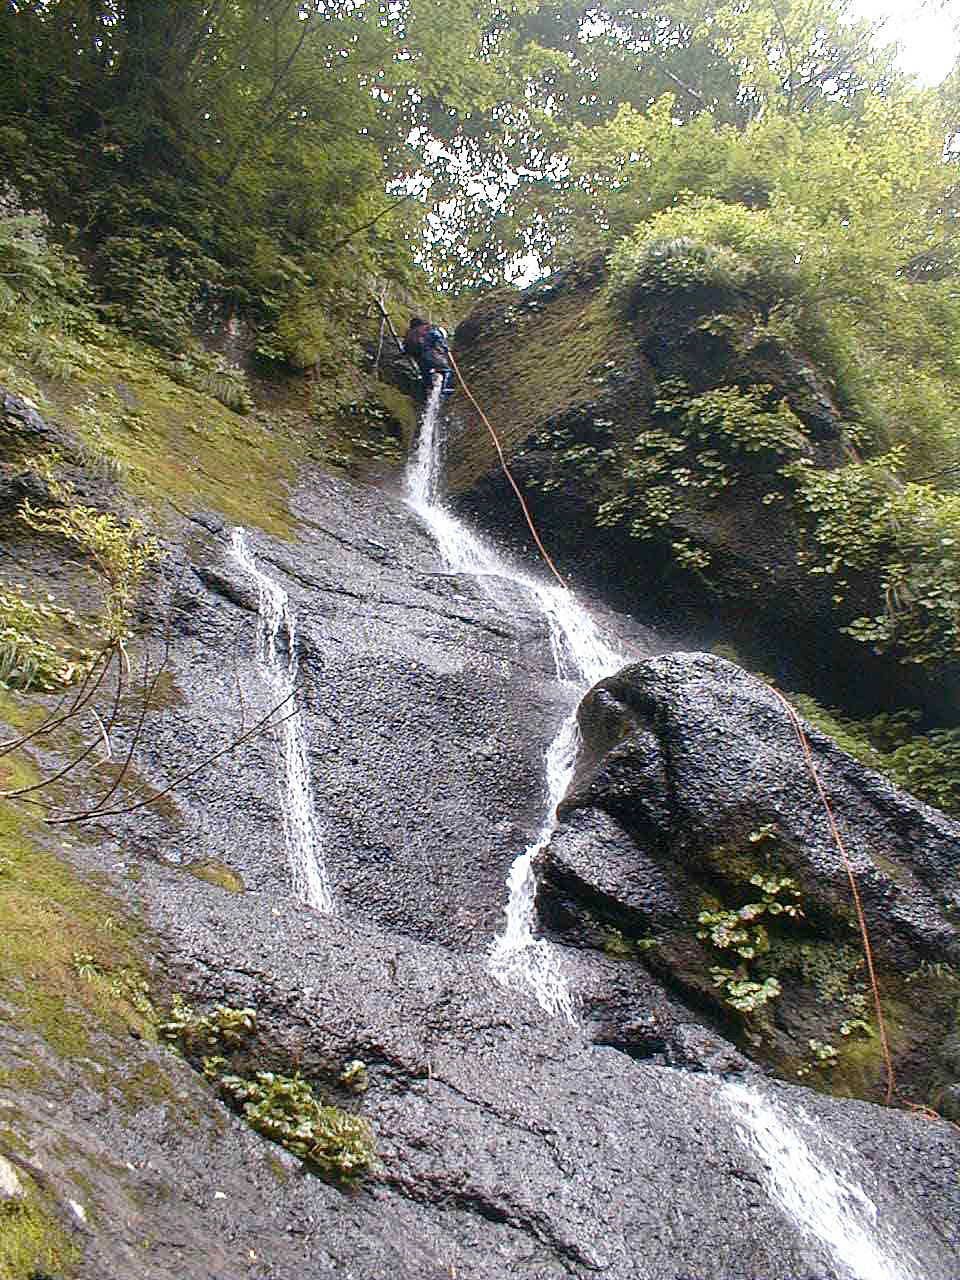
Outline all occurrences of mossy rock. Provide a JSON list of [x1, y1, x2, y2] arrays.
[[0, 1169, 79, 1280], [184, 859, 245, 894]]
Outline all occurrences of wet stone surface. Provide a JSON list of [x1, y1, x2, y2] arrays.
[[2, 390, 959, 1279]]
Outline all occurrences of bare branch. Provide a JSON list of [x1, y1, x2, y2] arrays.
[[0, 642, 117, 757], [44, 693, 297, 824]]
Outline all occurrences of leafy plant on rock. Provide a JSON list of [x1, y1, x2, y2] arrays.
[[698, 840, 803, 1016], [218, 1070, 375, 1183], [160, 997, 375, 1183], [785, 452, 960, 666], [0, 586, 91, 692], [19, 455, 161, 642]]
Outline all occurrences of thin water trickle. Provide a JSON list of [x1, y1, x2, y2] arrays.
[[406, 381, 624, 1017], [725, 1082, 926, 1280], [231, 528, 333, 914]]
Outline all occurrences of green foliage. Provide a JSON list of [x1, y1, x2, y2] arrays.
[[338, 1060, 370, 1095], [610, 199, 819, 315], [710, 970, 782, 1013], [808, 1038, 839, 1065], [661, 381, 809, 458], [698, 871, 802, 959], [613, 235, 750, 298], [0, 585, 91, 691], [0, 212, 57, 308], [786, 453, 960, 665], [97, 232, 210, 351], [790, 692, 960, 815], [218, 1070, 375, 1183], [170, 352, 253, 414], [886, 729, 960, 815], [160, 997, 374, 1182], [698, 836, 803, 1017], [575, 376, 807, 564], [20, 460, 161, 640], [158, 996, 257, 1055]]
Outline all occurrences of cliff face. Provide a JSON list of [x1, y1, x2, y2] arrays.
[[448, 256, 956, 718], [2, 331, 960, 1279]]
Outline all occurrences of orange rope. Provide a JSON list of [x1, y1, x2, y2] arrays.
[[445, 344, 897, 1106], [447, 349, 568, 591], [771, 687, 897, 1104]]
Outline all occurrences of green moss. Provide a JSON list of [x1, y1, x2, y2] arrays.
[[1, 336, 302, 536], [813, 995, 912, 1100], [0, 1130, 29, 1156], [448, 288, 634, 493], [0, 1189, 79, 1280], [372, 383, 417, 447], [0, 688, 45, 735], [266, 1156, 291, 1184], [183, 859, 244, 894], [600, 926, 637, 958], [0, 750, 153, 1061]]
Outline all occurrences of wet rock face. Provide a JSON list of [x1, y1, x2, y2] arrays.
[[3, 389, 960, 1279], [106, 470, 607, 953], [539, 652, 960, 1103], [447, 264, 954, 718], [9, 870, 960, 1280]]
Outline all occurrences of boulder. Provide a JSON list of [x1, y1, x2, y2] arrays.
[[538, 652, 960, 1105]]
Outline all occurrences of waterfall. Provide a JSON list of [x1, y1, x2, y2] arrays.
[[230, 527, 333, 914], [723, 1082, 927, 1280], [405, 383, 941, 1279], [406, 382, 624, 1017]]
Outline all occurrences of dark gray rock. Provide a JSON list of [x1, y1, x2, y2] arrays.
[[539, 652, 960, 1102], [3, 395, 959, 1278], [10, 860, 955, 1280], [95, 463, 658, 956]]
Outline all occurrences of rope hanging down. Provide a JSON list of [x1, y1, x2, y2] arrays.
[[770, 686, 896, 1104], [377, 306, 895, 1098], [447, 349, 568, 591]]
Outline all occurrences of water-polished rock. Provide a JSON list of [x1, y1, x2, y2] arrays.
[[539, 652, 960, 1105]]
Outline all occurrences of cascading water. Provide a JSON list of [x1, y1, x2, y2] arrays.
[[723, 1082, 927, 1280], [407, 381, 941, 1279], [231, 527, 333, 914], [406, 382, 623, 1017]]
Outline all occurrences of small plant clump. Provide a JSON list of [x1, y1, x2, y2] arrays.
[[20, 460, 161, 641], [71, 951, 153, 1017], [159, 998, 375, 1183], [797, 1038, 841, 1077], [0, 585, 92, 691], [338, 1059, 369, 1094], [698, 838, 804, 1016], [158, 995, 256, 1054], [218, 1070, 375, 1183]]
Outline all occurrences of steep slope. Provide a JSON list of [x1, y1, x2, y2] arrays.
[[447, 256, 959, 719], [2, 360, 960, 1278]]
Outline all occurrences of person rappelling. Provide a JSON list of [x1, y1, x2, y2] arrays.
[[403, 316, 454, 396]]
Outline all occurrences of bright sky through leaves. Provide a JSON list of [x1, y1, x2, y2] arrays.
[[846, 0, 958, 83]]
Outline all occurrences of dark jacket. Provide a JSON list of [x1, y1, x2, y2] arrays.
[[403, 322, 433, 359]]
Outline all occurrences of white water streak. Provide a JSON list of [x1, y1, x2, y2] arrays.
[[406, 382, 623, 1017], [231, 528, 333, 913], [726, 1082, 925, 1280]]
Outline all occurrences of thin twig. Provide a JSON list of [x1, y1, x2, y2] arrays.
[[43, 694, 297, 824], [91, 710, 112, 761], [0, 642, 116, 756]]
